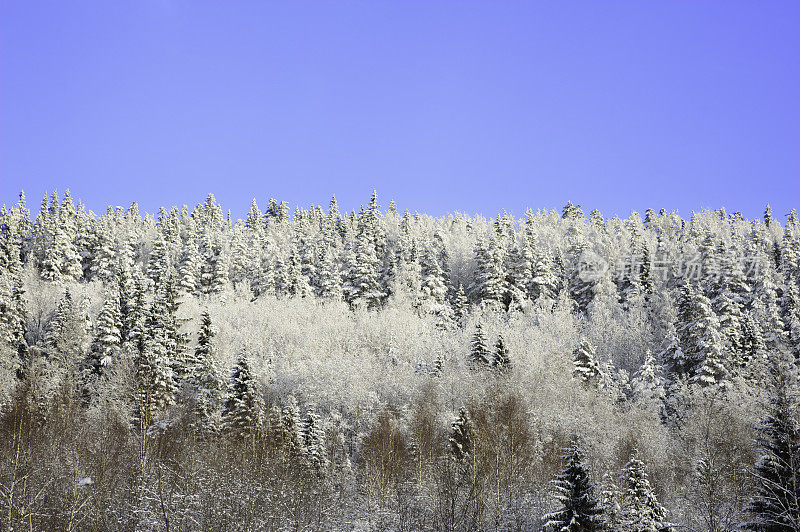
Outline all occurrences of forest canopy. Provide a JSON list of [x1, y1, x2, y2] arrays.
[[0, 190, 798, 530]]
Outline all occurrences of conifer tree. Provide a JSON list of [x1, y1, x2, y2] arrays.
[[136, 328, 177, 428], [178, 237, 201, 294], [87, 290, 122, 375], [147, 235, 170, 290], [223, 353, 264, 438], [302, 407, 328, 471], [449, 408, 473, 460], [494, 334, 512, 372], [573, 339, 603, 388], [542, 439, 604, 531], [469, 323, 491, 367], [452, 283, 470, 327], [343, 230, 384, 309], [743, 358, 800, 531], [618, 451, 669, 531], [282, 394, 305, 459], [472, 237, 507, 310], [186, 311, 223, 432], [631, 351, 666, 402], [316, 246, 343, 301], [532, 247, 560, 301]]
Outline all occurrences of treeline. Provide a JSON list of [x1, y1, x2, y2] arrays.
[[0, 190, 798, 530]]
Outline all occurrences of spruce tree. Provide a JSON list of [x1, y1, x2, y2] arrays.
[[743, 358, 800, 531], [449, 407, 473, 460], [469, 323, 491, 367], [494, 334, 512, 372], [618, 450, 669, 531], [573, 339, 603, 388], [542, 439, 604, 531], [223, 353, 264, 438], [302, 407, 328, 471], [87, 290, 122, 376], [186, 311, 223, 432]]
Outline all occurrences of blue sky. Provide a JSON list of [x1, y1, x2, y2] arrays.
[[1, 1, 798, 221]]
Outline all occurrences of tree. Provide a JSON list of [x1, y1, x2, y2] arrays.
[[185, 311, 223, 432], [618, 450, 669, 531], [470, 323, 491, 367], [302, 407, 328, 471], [742, 357, 800, 531], [223, 353, 264, 438], [342, 229, 384, 309], [86, 290, 122, 377], [449, 408, 473, 460], [542, 439, 604, 531], [493, 334, 512, 372], [471, 237, 507, 310], [573, 339, 603, 388]]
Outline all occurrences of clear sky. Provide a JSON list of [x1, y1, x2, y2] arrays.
[[1, 1, 798, 221]]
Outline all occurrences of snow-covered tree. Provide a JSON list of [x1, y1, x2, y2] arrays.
[[618, 450, 669, 531], [543, 439, 604, 531], [223, 353, 264, 438], [742, 359, 800, 531], [573, 339, 603, 388], [469, 323, 491, 367]]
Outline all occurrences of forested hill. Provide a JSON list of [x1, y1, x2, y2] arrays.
[[0, 189, 799, 530]]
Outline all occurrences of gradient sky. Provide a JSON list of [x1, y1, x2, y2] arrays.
[[1, 1, 799, 221]]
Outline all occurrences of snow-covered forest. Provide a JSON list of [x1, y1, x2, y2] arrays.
[[1, 189, 799, 530]]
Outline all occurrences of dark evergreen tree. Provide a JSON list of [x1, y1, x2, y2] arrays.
[[743, 357, 800, 531], [449, 407, 473, 460], [542, 439, 604, 531], [469, 323, 491, 367], [494, 334, 511, 372], [223, 353, 264, 438]]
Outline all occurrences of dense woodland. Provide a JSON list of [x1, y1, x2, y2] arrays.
[[0, 190, 799, 531]]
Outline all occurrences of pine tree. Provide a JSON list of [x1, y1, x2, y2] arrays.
[[147, 235, 170, 290], [178, 237, 201, 294], [89, 217, 118, 282], [532, 248, 560, 301], [136, 329, 177, 428], [343, 229, 384, 309], [631, 351, 666, 402], [542, 439, 604, 531], [676, 284, 729, 387], [316, 245, 343, 301], [743, 358, 800, 531], [599, 472, 622, 530], [618, 450, 669, 531], [223, 353, 264, 438]]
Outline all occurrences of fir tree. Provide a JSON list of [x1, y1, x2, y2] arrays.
[[282, 394, 305, 459], [185, 311, 223, 432], [87, 290, 122, 375]]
